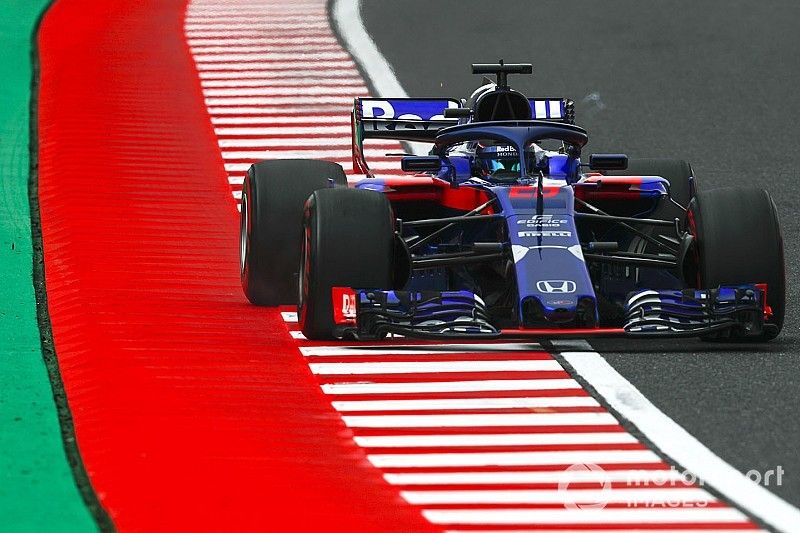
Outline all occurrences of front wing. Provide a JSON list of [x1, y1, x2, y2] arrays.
[[329, 285, 769, 340]]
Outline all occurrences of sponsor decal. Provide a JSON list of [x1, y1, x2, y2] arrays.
[[536, 280, 577, 294], [494, 145, 518, 155], [331, 287, 357, 325], [518, 231, 572, 238], [343, 293, 356, 317], [517, 215, 567, 227], [360, 99, 458, 132], [547, 299, 575, 306]]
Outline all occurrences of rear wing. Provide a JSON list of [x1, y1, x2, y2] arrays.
[[354, 98, 462, 141], [351, 97, 575, 175], [352, 98, 461, 174]]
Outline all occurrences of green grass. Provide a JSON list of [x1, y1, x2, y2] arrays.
[[0, 1, 96, 530]]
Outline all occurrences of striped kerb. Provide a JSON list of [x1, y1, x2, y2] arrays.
[[184, 0, 762, 529]]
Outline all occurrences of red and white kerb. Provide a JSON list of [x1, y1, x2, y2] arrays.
[[185, 0, 762, 529]]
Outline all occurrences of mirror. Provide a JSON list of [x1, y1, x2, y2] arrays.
[[443, 108, 471, 119], [401, 156, 442, 173], [589, 153, 628, 171]]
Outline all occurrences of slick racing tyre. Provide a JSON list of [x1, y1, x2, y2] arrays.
[[240, 159, 347, 306], [299, 188, 396, 340], [686, 188, 785, 340]]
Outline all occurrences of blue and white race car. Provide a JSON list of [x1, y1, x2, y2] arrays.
[[239, 62, 784, 341]]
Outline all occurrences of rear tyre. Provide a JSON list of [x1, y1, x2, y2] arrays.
[[687, 188, 785, 340], [299, 188, 396, 340], [240, 159, 346, 306]]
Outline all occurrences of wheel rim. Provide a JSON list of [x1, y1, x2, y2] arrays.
[[239, 188, 248, 276]]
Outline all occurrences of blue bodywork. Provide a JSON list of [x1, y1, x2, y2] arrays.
[[342, 98, 766, 339], [356, 120, 599, 327], [493, 185, 595, 324]]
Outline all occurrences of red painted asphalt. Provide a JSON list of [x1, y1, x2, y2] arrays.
[[37, 1, 434, 530], [34, 0, 761, 530]]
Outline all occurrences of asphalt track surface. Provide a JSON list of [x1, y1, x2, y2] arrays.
[[363, 0, 800, 508]]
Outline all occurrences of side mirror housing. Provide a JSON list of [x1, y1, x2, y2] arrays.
[[401, 156, 442, 173], [589, 153, 628, 171], [443, 108, 471, 119]]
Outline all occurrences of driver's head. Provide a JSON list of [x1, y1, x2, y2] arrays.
[[476, 144, 520, 179], [475, 144, 544, 182]]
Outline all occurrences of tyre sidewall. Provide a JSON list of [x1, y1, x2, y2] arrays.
[[299, 188, 395, 339], [689, 188, 785, 338]]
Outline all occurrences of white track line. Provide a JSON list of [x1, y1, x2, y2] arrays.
[[225, 162, 403, 174], [208, 106, 351, 115], [310, 360, 562, 375], [196, 61, 357, 72], [332, 396, 599, 412], [353, 432, 637, 448], [202, 78, 364, 88], [187, 31, 336, 40], [189, 44, 343, 53], [217, 138, 384, 148], [193, 52, 352, 63], [205, 86, 366, 97], [331, 0, 427, 155], [211, 115, 352, 124], [185, 22, 331, 31], [205, 95, 357, 105], [320, 378, 582, 395], [367, 449, 661, 468], [342, 412, 618, 428], [561, 347, 800, 532], [189, 37, 341, 46], [331, 0, 406, 97], [214, 126, 353, 136], [224, 161, 402, 175], [198, 69, 361, 79], [220, 149, 385, 160]]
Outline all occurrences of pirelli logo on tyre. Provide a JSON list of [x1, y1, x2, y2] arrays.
[[536, 280, 577, 294]]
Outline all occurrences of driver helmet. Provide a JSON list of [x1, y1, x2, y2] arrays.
[[475, 143, 544, 181]]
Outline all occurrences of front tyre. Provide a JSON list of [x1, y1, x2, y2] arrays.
[[687, 188, 785, 340], [299, 188, 396, 340]]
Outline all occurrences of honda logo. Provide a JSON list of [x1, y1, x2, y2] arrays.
[[536, 280, 576, 294]]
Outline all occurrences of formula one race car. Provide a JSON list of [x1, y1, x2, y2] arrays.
[[240, 62, 784, 341]]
